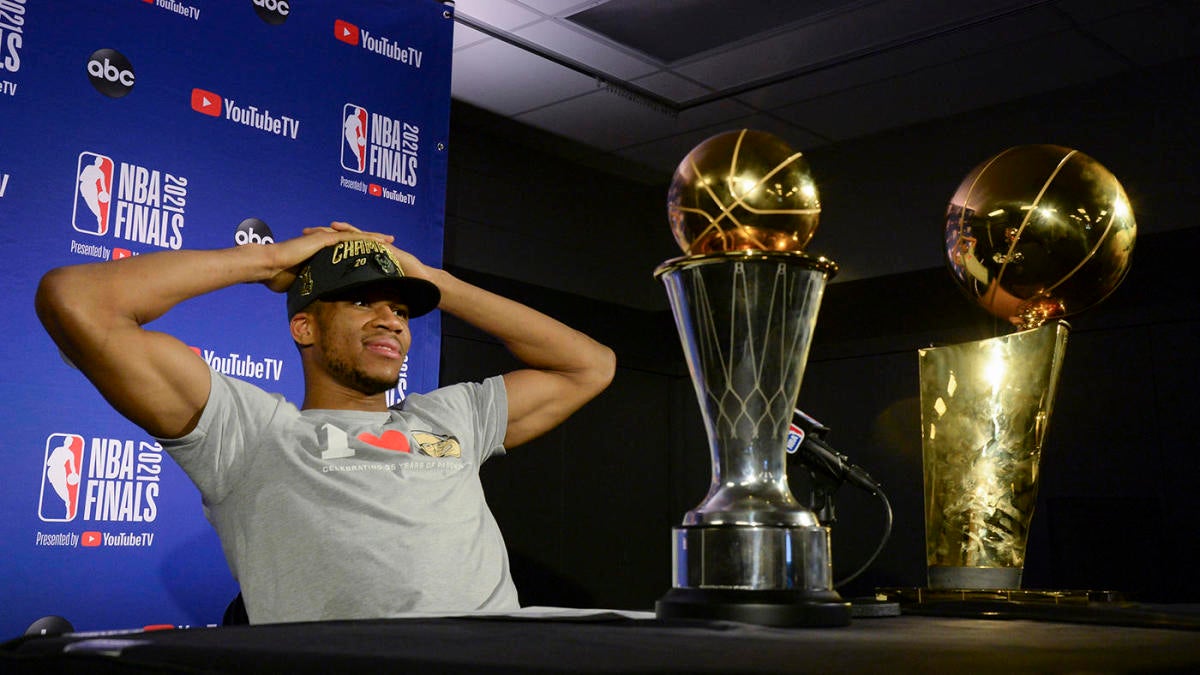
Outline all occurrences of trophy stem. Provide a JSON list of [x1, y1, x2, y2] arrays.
[[654, 251, 849, 627], [919, 321, 1070, 589]]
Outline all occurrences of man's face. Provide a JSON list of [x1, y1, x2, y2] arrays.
[[306, 286, 412, 395]]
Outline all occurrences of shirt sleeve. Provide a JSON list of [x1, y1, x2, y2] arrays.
[[398, 375, 509, 463], [157, 368, 287, 504]]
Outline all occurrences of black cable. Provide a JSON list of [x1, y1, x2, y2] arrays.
[[834, 486, 892, 589], [787, 408, 893, 589]]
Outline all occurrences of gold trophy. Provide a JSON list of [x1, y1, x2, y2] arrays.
[[918, 145, 1136, 592], [654, 129, 850, 626]]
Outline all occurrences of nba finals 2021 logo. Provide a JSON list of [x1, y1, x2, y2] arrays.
[[339, 103, 420, 205], [71, 150, 188, 251], [39, 432, 162, 525]]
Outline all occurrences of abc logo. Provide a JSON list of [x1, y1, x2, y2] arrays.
[[235, 218, 275, 246], [86, 49, 135, 98], [252, 0, 290, 25]]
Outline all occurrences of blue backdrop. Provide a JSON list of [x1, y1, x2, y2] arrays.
[[0, 0, 453, 636]]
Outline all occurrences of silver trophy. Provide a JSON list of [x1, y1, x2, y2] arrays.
[[653, 130, 849, 626]]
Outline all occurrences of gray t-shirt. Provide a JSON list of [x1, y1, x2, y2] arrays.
[[160, 368, 519, 623]]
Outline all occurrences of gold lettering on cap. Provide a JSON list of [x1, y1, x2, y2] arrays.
[[298, 265, 313, 296], [330, 239, 392, 266], [327, 239, 405, 277]]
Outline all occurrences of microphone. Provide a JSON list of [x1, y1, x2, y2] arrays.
[[787, 409, 880, 494]]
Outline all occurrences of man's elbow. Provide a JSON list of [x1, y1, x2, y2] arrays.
[[583, 344, 617, 398], [36, 266, 98, 350], [35, 267, 74, 330]]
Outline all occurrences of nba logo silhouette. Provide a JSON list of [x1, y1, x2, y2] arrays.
[[73, 152, 115, 236], [40, 433, 85, 522], [341, 104, 368, 173]]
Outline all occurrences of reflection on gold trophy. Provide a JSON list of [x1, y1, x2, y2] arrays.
[[919, 145, 1136, 591], [654, 130, 849, 626]]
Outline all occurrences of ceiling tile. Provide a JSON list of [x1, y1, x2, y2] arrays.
[[510, 0, 597, 16], [1065, 2, 1200, 67], [630, 71, 713, 102], [451, 39, 598, 116], [515, 90, 688, 150], [776, 31, 1124, 141], [453, 0, 543, 30], [729, 5, 1071, 110], [534, 93, 756, 154], [451, 22, 489, 50], [513, 19, 661, 80], [674, 0, 1054, 91]]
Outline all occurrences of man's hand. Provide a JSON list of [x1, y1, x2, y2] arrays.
[[35, 223, 399, 439], [307, 221, 614, 446], [263, 224, 394, 293], [304, 221, 436, 286]]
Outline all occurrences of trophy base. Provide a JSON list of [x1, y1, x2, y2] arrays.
[[656, 587, 851, 627], [928, 565, 1022, 590], [877, 587, 1125, 605]]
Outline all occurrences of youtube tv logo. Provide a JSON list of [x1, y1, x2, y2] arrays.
[[191, 88, 222, 117], [368, 184, 382, 197], [112, 248, 133, 260], [82, 531, 102, 547], [334, 19, 360, 46]]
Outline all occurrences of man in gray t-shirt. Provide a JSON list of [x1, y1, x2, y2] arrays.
[[36, 222, 616, 624]]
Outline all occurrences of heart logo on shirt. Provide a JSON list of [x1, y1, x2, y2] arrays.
[[357, 430, 410, 453]]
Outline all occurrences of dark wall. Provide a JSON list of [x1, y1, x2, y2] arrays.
[[437, 55, 1200, 610], [802, 55, 1200, 283], [440, 227, 1199, 611], [441, 227, 1200, 610], [799, 226, 1200, 602]]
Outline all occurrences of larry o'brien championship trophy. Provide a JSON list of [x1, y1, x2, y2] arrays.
[[916, 145, 1136, 593], [653, 129, 850, 626]]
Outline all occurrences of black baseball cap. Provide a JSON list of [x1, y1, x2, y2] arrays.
[[286, 239, 440, 318]]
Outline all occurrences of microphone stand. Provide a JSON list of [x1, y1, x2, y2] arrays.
[[787, 409, 893, 589]]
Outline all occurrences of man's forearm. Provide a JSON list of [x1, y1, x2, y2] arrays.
[[426, 267, 615, 447], [38, 245, 276, 331], [429, 268, 612, 377]]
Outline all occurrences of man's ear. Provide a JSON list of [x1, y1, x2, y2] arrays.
[[290, 312, 316, 347]]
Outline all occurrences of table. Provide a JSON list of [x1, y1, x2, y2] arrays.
[[4, 605, 1199, 674]]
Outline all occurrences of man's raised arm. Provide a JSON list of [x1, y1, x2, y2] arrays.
[[35, 228, 388, 439], [377, 237, 616, 448]]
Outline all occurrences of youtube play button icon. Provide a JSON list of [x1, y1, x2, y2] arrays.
[[190, 88, 222, 117], [334, 19, 360, 46]]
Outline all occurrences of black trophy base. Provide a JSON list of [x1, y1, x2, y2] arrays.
[[656, 587, 851, 627]]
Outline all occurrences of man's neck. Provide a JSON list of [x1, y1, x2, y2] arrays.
[[301, 390, 390, 412], [301, 374, 392, 412]]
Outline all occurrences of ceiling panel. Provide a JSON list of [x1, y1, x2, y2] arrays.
[[451, 36, 597, 116], [450, 0, 1199, 174], [447, 0, 1200, 286], [512, 19, 660, 80]]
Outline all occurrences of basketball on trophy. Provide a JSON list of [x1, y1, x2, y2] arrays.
[[667, 129, 821, 255], [943, 144, 1137, 329]]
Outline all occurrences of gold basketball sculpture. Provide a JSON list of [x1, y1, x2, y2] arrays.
[[667, 129, 821, 255], [944, 145, 1136, 329]]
